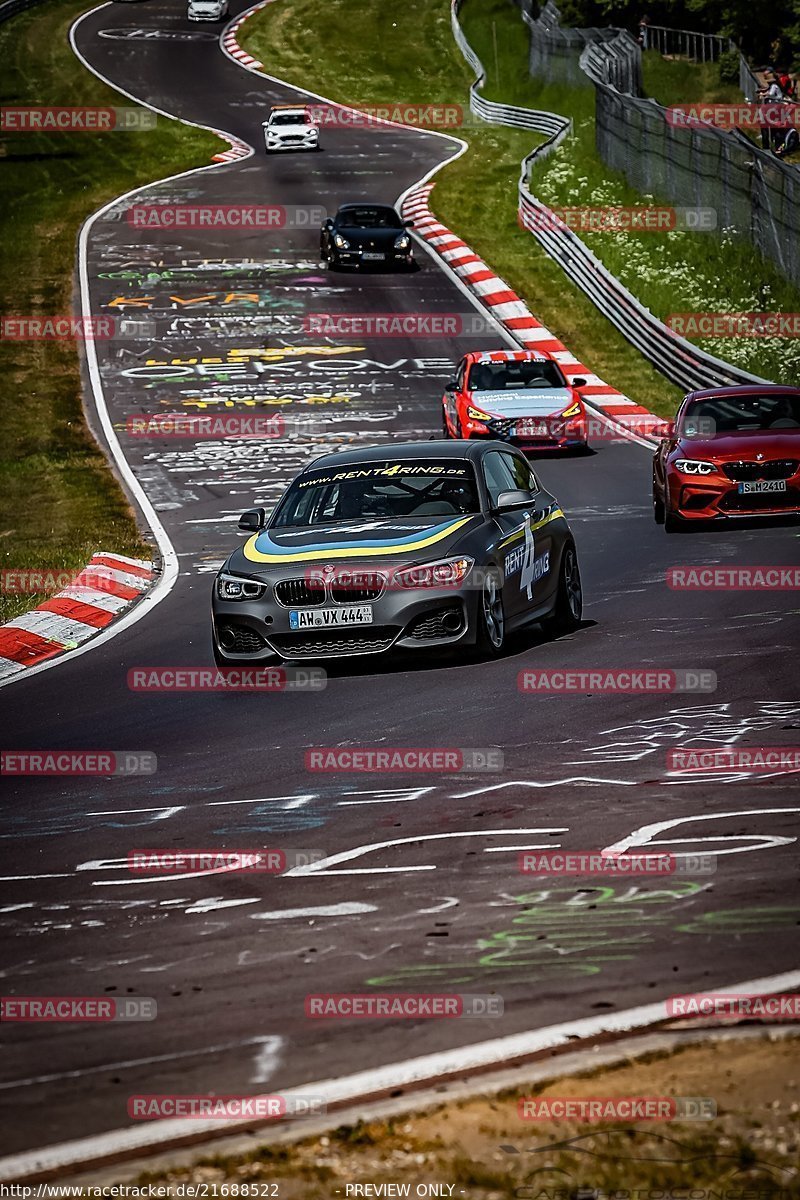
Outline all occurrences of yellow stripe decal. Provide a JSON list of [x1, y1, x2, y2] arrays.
[[243, 517, 474, 564], [498, 507, 564, 549]]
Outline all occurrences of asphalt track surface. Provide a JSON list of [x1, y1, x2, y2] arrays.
[[1, 0, 799, 1159]]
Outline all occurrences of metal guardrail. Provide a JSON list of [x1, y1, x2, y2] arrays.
[[644, 24, 728, 63], [450, 0, 568, 140], [450, 0, 768, 391], [0, 0, 44, 22]]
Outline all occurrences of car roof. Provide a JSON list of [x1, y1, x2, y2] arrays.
[[463, 349, 553, 364], [337, 202, 398, 212], [684, 385, 800, 401], [302, 439, 505, 473]]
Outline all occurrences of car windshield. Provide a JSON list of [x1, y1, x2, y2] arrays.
[[271, 113, 306, 126], [272, 461, 480, 527], [681, 393, 800, 435], [468, 359, 565, 390], [336, 207, 402, 229]]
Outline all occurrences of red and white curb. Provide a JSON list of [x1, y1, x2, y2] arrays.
[[0, 554, 154, 683], [402, 183, 667, 440], [221, 1, 271, 74], [212, 136, 252, 163]]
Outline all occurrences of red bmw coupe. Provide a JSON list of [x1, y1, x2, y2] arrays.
[[653, 385, 800, 530]]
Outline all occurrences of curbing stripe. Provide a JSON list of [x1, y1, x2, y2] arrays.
[[400, 182, 667, 441], [0, 554, 154, 680]]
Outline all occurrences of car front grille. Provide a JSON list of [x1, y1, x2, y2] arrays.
[[407, 606, 464, 639], [216, 624, 268, 654], [723, 459, 798, 481], [274, 579, 326, 608], [330, 582, 385, 604], [720, 488, 800, 512], [270, 628, 398, 658]]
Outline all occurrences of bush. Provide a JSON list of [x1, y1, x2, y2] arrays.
[[718, 48, 740, 83]]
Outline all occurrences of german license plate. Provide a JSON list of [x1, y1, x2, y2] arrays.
[[361, 251, 385, 260], [290, 606, 373, 629], [516, 420, 551, 437], [738, 480, 787, 494]]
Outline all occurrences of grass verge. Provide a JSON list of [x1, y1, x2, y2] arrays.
[[641, 49, 745, 105], [0, 0, 218, 623], [240, 0, 687, 419], [130, 1035, 800, 1196]]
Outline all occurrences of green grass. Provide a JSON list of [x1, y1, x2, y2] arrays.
[[0, 0, 219, 623], [641, 49, 744, 105], [240, 0, 686, 419]]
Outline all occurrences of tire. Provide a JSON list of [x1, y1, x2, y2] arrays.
[[474, 567, 506, 657], [664, 509, 682, 533], [653, 486, 665, 525], [441, 407, 451, 438], [540, 542, 582, 637]]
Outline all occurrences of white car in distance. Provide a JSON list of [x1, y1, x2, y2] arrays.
[[263, 106, 320, 153]]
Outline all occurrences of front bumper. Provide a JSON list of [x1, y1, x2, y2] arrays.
[[212, 577, 477, 661], [331, 247, 413, 269], [265, 135, 318, 151], [666, 470, 800, 520], [188, 10, 225, 19], [463, 415, 587, 450]]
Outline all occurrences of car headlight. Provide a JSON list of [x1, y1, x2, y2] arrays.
[[216, 572, 268, 601], [333, 234, 349, 250], [560, 401, 581, 418], [673, 459, 717, 476], [467, 405, 493, 422], [391, 557, 474, 589], [393, 233, 411, 250]]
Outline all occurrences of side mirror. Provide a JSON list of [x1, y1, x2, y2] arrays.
[[495, 489, 535, 511], [323, 218, 334, 230], [444, 377, 458, 392], [571, 376, 587, 387], [663, 420, 676, 438], [238, 507, 267, 532], [403, 219, 415, 228]]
